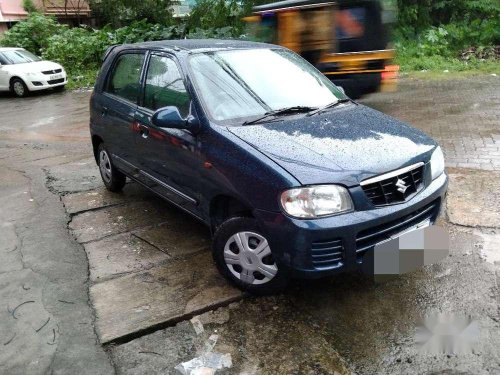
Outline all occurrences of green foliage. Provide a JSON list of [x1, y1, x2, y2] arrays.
[[394, 0, 499, 73], [187, 0, 241, 31], [43, 27, 108, 71], [89, 0, 176, 27], [41, 21, 188, 72], [396, 0, 500, 36], [0, 14, 191, 89], [106, 21, 185, 45], [0, 13, 65, 55], [22, 0, 38, 13]]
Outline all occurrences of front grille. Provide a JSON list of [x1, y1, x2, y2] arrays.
[[48, 78, 64, 85], [355, 199, 438, 255], [42, 69, 62, 75], [311, 238, 344, 268], [361, 164, 424, 206]]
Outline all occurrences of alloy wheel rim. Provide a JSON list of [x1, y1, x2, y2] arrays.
[[99, 150, 112, 183], [223, 231, 278, 285], [13, 82, 24, 96]]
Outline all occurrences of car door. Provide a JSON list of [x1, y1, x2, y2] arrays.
[[134, 53, 202, 215], [0, 53, 10, 90], [95, 51, 146, 176]]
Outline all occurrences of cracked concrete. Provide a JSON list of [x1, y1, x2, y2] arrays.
[[0, 155, 114, 375]]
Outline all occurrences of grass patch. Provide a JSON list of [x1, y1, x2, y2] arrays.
[[66, 69, 99, 90], [395, 46, 500, 79]]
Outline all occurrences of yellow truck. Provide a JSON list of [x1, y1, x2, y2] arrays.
[[245, 0, 398, 98]]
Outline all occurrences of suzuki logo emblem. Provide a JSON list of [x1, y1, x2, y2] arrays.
[[396, 179, 409, 194]]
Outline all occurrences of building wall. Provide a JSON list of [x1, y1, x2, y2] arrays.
[[0, 0, 28, 35]]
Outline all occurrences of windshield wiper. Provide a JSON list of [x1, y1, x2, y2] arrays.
[[306, 98, 354, 117], [242, 106, 317, 125]]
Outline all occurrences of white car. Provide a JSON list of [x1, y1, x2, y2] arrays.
[[0, 47, 67, 97]]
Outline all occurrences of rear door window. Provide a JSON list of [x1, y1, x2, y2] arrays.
[[105, 53, 145, 103], [143, 55, 190, 117]]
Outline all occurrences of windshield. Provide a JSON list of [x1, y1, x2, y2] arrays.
[[1, 49, 41, 64], [188, 48, 347, 124]]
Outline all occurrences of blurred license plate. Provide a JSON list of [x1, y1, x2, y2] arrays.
[[369, 223, 449, 277], [50, 74, 62, 80], [376, 219, 432, 247], [390, 219, 431, 240]]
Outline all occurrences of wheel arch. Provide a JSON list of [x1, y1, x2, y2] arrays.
[[9, 76, 26, 91], [209, 194, 253, 234], [91, 135, 104, 164]]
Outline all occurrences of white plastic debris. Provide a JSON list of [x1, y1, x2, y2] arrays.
[[190, 316, 205, 335], [204, 334, 218, 352], [175, 352, 232, 375], [491, 73, 497, 77]]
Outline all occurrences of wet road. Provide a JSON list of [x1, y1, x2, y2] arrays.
[[0, 76, 499, 375], [0, 90, 91, 143]]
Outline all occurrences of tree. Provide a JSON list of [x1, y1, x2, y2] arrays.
[[396, 0, 500, 34], [186, 0, 275, 33], [89, 0, 177, 27], [22, 0, 39, 13], [187, 0, 239, 31]]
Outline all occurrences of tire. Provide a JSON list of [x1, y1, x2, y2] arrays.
[[97, 143, 126, 192], [11, 78, 29, 98], [212, 217, 288, 295]]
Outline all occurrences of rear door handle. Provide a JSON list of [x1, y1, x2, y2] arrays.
[[101, 106, 108, 117]]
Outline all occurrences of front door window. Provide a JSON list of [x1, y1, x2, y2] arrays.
[[143, 55, 190, 116]]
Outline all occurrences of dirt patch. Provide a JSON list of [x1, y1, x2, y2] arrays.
[[446, 168, 500, 228]]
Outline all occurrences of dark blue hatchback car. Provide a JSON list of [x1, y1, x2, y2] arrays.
[[90, 39, 448, 294]]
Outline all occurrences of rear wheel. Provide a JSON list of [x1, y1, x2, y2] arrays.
[[212, 217, 288, 295], [11, 78, 29, 98], [97, 143, 126, 192]]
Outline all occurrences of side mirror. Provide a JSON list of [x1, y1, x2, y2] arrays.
[[152, 106, 201, 133], [337, 86, 346, 95], [152, 106, 186, 129]]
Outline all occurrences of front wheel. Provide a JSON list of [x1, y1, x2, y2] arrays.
[[11, 78, 29, 98], [97, 143, 126, 192], [212, 217, 288, 295]]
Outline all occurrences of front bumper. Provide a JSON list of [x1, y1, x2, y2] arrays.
[[254, 172, 448, 278], [26, 73, 67, 91]]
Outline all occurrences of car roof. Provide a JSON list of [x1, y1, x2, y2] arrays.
[[120, 39, 279, 53], [0, 47, 24, 52]]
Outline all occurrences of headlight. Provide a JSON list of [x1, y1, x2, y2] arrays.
[[430, 146, 445, 180], [280, 185, 353, 219]]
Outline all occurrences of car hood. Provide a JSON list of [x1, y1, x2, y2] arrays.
[[227, 104, 436, 186], [7, 60, 63, 73]]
